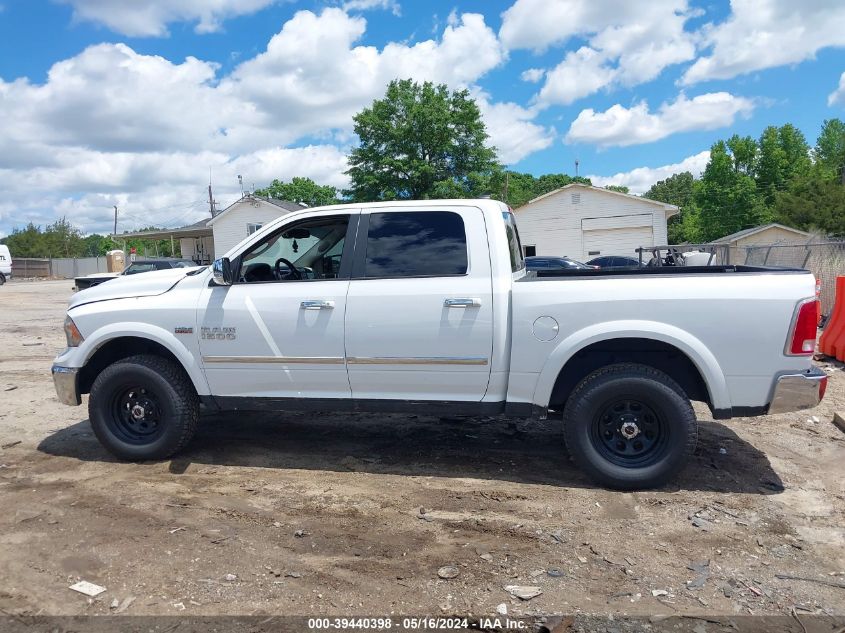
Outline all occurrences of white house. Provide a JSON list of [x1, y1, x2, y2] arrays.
[[209, 195, 305, 256], [514, 184, 679, 261], [120, 195, 305, 263]]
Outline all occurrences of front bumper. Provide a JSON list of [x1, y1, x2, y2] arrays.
[[52, 365, 81, 406], [768, 367, 827, 414]]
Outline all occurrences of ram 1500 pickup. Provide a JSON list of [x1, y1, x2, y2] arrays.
[[52, 200, 826, 489]]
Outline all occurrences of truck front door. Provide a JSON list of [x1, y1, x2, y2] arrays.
[[344, 206, 494, 401], [198, 212, 356, 400]]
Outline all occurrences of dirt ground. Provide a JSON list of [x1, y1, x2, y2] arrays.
[[1, 279, 844, 621]]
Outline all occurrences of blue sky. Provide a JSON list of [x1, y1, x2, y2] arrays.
[[0, 0, 844, 236]]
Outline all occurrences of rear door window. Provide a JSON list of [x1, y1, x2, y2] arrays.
[[363, 211, 468, 278], [502, 210, 525, 272]]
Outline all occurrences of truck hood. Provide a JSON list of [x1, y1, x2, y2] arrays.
[[69, 268, 195, 309]]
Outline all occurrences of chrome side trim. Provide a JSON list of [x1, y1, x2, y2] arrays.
[[346, 356, 489, 366], [203, 356, 345, 365], [51, 365, 81, 406], [768, 368, 826, 414]]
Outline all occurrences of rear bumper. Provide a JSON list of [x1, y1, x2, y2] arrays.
[[768, 367, 827, 414], [52, 365, 81, 406]]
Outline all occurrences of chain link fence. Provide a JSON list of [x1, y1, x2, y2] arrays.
[[742, 241, 845, 317]]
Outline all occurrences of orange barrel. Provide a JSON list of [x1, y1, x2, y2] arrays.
[[826, 277, 845, 357]]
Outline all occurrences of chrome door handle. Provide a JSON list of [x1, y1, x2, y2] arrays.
[[444, 298, 481, 308], [300, 300, 334, 310]]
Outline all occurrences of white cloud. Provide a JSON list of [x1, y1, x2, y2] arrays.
[[536, 47, 617, 106], [565, 92, 755, 148], [587, 150, 710, 194], [828, 71, 845, 107], [500, 0, 696, 106], [223, 9, 504, 140], [0, 8, 533, 236], [520, 68, 545, 83], [473, 92, 554, 164], [342, 0, 401, 16], [0, 145, 350, 235], [57, 0, 277, 37], [683, 0, 845, 84]]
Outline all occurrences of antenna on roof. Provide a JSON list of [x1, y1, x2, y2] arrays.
[[575, 158, 580, 178], [238, 174, 244, 197], [208, 167, 217, 217]]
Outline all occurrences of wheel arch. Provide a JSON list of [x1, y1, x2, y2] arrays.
[[77, 327, 209, 396], [533, 321, 730, 412]]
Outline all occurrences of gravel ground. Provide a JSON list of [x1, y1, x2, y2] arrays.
[[0, 279, 844, 622]]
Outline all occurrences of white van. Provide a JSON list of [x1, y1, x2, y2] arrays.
[[0, 244, 11, 284]]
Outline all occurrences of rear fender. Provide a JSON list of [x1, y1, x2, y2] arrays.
[[532, 319, 730, 410]]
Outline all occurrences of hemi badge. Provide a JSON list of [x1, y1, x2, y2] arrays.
[[175, 327, 193, 335]]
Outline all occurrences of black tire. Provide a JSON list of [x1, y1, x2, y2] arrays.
[[0, 273, 5, 285], [562, 363, 697, 490], [89, 354, 199, 460]]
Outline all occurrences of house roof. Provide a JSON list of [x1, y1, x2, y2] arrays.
[[117, 195, 303, 239], [518, 183, 679, 215], [712, 223, 812, 244], [207, 194, 304, 226], [116, 217, 212, 240]]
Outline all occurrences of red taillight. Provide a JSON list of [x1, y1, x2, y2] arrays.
[[786, 299, 818, 355]]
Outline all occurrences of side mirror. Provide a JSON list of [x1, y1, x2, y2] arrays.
[[212, 257, 233, 286]]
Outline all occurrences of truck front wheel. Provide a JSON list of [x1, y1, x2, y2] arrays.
[[88, 354, 199, 460], [562, 363, 697, 490]]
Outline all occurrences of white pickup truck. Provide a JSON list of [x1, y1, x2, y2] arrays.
[[52, 200, 826, 489]]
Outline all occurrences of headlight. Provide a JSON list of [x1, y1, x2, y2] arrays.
[[64, 316, 84, 347]]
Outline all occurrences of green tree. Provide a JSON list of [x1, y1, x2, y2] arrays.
[[345, 79, 499, 201], [604, 184, 630, 194], [756, 124, 811, 206], [726, 134, 758, 175], [695, 141, 769, 241], [776, 171, 845, 235], [1, 223, 44, 257], [643, 172, 698, 243], [255, 177, 339, 207], [813, 118, 845, 182], [82, 234, 119, 256], [43, 218, 84, 257]]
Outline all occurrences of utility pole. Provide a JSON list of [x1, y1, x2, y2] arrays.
[[208, 183, 216, 217], [575, 158, 580, 178], [113, 205, 118, 236]]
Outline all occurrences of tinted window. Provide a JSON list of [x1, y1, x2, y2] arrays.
[[364, 212, 467, 278]]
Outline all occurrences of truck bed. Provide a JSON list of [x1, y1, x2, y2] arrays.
[[523, 265, 807, 279]]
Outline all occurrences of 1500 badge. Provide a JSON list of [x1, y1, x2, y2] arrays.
[[201, 327, 237, 340]]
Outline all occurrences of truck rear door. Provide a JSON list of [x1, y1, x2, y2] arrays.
[[344, 206, 494, 401]]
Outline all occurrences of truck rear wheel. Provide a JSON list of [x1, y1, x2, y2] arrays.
[[0, 273, 5, 285], [562, 363, 697, 490], [89, 354, 199, 460]]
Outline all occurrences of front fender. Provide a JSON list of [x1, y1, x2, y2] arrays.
[[531, 320, 730, 410], [62, 322, 210, 396]]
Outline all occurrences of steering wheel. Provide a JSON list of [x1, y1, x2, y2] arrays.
[[274, 257, 302, 280]]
